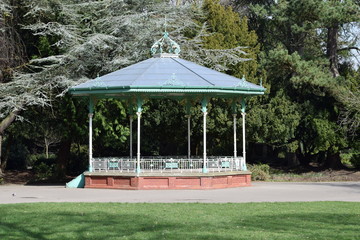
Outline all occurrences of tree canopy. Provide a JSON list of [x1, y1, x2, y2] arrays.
[[0, 0, 359, 178]]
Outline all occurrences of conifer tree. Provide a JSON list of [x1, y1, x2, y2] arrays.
[[202, 0, 260, 82]]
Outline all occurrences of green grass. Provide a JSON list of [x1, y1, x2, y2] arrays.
[[0, 202, 359, 240]]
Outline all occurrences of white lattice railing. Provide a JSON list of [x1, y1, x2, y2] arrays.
[[91, 156, 246, 173]]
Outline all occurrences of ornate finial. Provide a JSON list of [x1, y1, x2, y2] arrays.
[[91, 75, 107, 88], [234, 75, 250, 88], [162, 73, 185, 86], [150, 31, 181, 56]]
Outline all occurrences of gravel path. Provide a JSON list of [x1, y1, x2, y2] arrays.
[[0, 182, 359, 204]]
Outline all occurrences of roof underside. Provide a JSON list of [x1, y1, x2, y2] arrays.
[[69, 56, 265, 99]]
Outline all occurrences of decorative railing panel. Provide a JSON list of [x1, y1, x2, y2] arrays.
[[91, 156, 245, 173]]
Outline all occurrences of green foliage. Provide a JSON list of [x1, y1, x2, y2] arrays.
[[350, 153, 360, 169], [248, 92, 301, 149], [32, 154, 56, 180], [6, 142, 30, 170], [243, 0, 360, 167], [202, 0, 260, 82], [2, 0, 360, 174], [248, 163, 270, 181], [67, 144, 89, 175], [93, 99, 129, 155]]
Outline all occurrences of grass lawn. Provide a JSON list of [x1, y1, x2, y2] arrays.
[[0, 202, 359, 240]]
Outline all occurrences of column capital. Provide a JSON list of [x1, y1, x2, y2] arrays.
[[233, 113, 237, 117], [88, 113, 94, 118], [241, 98, 246, 113], [201, 97, 208, 113], [241, 112, 246, 116], [185, 115, 191, 118], [136, 111, 142, 117], [136, 97, 143, 113]]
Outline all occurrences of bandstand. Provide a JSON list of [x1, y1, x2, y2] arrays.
[[68, 32, 265, 189]]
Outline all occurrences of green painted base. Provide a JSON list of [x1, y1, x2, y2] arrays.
[[242, 164, 247, 171], [66, 174, 85, 188]]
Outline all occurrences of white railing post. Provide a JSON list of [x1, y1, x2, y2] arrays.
[[201, 98, 208, 173], [136, 111, 141, 174], [129, 115, 133, 159], [135, 98, 143, 175], [88, 98, 94, 172], [233, 114, 237, 158], [88, 113, 93, 172], [203, 111, 208, 173], [242, 112, 247, 171], [186, 115, 191, 159]]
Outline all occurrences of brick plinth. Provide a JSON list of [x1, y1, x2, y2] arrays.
[[84, 172, 251, 190]]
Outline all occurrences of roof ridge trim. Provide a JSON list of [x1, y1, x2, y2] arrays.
[[172, 58, 216, 86]]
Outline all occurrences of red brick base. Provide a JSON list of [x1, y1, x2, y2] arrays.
[[84, 172, 251, 190]]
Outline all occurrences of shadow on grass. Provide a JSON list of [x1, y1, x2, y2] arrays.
[[0, 203, 359, 240]]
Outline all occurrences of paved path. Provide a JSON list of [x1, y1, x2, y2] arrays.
[[0, 182, 359, 204]]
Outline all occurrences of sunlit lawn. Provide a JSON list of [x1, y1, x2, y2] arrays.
[[0, 202, 359, 240]]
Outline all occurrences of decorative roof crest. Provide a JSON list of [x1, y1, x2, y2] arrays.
[[150, 31, 181, 56]]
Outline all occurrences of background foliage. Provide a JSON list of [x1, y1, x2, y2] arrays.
[[0, 0, 359, 179]]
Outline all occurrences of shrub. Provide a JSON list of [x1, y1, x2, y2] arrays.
[[32, 155, 56, 180], [350, 153, 360, 169], [248, 163, 270, 181]]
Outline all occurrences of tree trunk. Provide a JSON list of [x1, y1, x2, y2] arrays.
[[323, 152, 343, 170], [0, 110, 19, 173], [56, 139, 71, 179], [326, 26, 340, 78], [45, 137, 49, 159], [297, 152, 311, 167], [1, 134, 13, 171], [0, 134, 2, 177]]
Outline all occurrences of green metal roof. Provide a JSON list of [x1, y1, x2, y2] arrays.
[[69, 54, 265, 99]]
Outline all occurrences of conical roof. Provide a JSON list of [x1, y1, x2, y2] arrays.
[[69, 32, 265, 99], [69, 54, 265, 98]]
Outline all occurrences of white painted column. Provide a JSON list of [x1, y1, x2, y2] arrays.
[[129, 115, 133, 159], [233, 114, 237, 158], [241, 112, 247, 171], [136, 111, 141, 174], [88, 113, 93, 172], [203, 111, 208, 173], [187, 115, 191, 159]]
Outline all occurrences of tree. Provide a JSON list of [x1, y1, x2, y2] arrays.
[[0, 0, 52, 174], [3, 0, 254, 175], [244, 0, 359, 168], [202, 0, 260, 82]]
